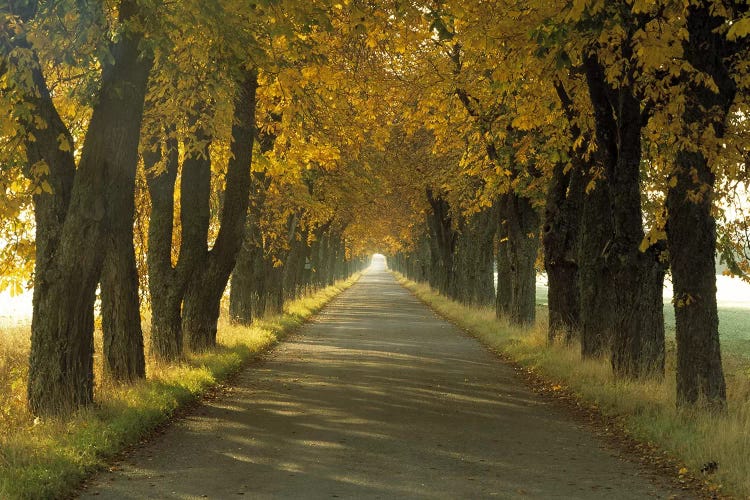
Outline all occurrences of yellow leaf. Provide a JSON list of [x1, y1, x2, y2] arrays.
[[639, 237, 650, 253], [57, 134, 71, 152], [727, 17, 750, 40]]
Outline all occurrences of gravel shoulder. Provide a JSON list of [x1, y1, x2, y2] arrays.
[[79, 270, 684, 499]]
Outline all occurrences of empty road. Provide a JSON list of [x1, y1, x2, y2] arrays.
[[80, 269, 680, 499]]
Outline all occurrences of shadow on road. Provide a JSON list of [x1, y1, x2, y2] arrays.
[[80, 270, 679, 499]]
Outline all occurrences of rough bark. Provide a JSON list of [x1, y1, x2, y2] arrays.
[[543, 161, 582, 342], [145, 126, 210, 361], [495, 206, 512, 319], [99, 39, 152, 382], [505, 193, 540, 326], [666, 4, 743, 409], [577, 173, 618, 358], [668, 150, 725, 409], [27, 0, 151, 414], [544, 80, 584, 342], [584, 54, 665, 378], [454, 209, 496, 306], [324, 231, 339, 287], [426, 189, 456, 299], [183, 71, 258, 351], [283, 227, 309, 300], [229, 172, 270, 324], [229, 226, 263, 324], [264, 259, 285, 316]]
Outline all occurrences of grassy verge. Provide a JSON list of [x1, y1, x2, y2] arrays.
[[0, 274, 359, 499], [396, 273, 750, 499]]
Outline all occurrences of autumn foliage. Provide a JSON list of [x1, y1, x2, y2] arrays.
[[1, 0, 749, 419]]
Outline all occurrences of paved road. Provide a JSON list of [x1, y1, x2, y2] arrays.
[[80, 269, 679, 499]]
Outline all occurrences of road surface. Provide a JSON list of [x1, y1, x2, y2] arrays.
[[80, 269, 680, 499]]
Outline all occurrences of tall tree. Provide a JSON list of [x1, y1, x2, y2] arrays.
[[183, 70, 258, 351], [665, 1, 748, 409], [6, 0, 154, 414]]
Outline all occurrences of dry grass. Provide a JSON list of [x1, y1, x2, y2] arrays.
[[397, 274, 750, 499], [0, 274, 359, 499]]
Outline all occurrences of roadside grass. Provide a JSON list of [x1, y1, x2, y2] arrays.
[[397, 274, 750, 499], [0, 275, 359, 499]]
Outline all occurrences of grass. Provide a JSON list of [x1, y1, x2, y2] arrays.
[[0, 275, 359, 499], [397, 274, 750, 499]]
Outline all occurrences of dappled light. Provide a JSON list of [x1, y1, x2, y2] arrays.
[[80, 272, 673, 499]]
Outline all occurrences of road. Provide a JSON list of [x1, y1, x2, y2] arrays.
[[80, 269, 680, 499]]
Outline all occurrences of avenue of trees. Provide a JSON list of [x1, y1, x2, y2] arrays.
[[1, 0, 749, 416]]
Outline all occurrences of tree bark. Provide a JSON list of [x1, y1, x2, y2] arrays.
[[584, 53, 665, 378], [99, 39, 153, 381], [229, 172, 270, 324], [505, 193, 539, 326], [26, 0, 151, 414], [668, 150, 725, 409], [283, 227, 309, 300], [666, 4, 742, 409], [545, 80, 584, 342], [426, 189, 456, 299], [577, 173, 618, 357], [145, 126, 207, 361], [495, 206, 512, 319], [230, 227, 262, 324], [543, 161, 582, 342], [454, 209, 496, 306], [183, 71, 258, 351]]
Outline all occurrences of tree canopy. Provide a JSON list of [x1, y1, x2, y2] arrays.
[[1, 0, 749, 414]]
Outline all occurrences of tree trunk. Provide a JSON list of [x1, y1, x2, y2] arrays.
[[667, 4, 739, 409], [229, 171, 271, 324], [99, 46, 153, 379], [283, 233, 303, 300], [230, 228, 262, 324], [455, 209, 496, 306], [454, 221, 470, 304], [668, 151, 725, 408], [264, 258, 285, 315], [146, 108, 212, 359], [545, 80, 584, 342], [100, 241, 146, 381], [184, 71, 258, 351], [505, 193, 539, 326], [426, 189, 456, 298], [584, 54, 665, 378], [544, 157, 581, 339], [577, 174, 618, 357], [495, 208, 512, 319], [609, 249, 666, 378], [26, 1, 151, 415]]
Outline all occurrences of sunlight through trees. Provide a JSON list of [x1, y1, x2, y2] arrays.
[[1, 0, 748, 418]]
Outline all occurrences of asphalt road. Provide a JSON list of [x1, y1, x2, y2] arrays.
[[79, 269, 680, 499]]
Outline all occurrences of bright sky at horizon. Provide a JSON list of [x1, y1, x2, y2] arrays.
[[369, 253, 388, 271]]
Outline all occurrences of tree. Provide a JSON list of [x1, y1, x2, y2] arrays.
[[4, 0, 154, 414], [664, 1, 748, 409]]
